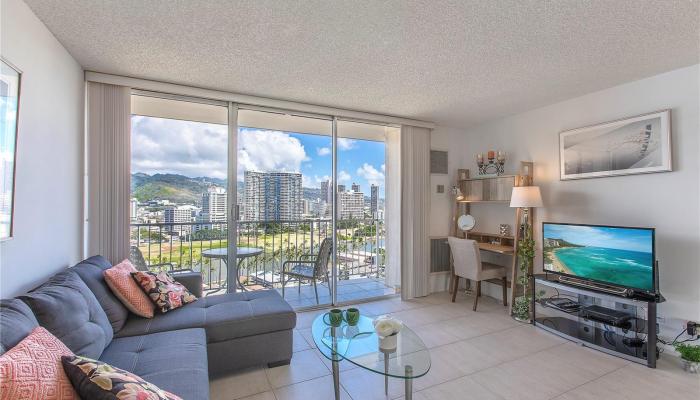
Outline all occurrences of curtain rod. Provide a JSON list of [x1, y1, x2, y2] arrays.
[[85, 71, 436, 129]]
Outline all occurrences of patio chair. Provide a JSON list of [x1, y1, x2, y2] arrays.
[[281, 238, 332, 304], [129, 246, 192, 273]]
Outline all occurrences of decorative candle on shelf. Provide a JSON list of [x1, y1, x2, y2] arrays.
[[477, 153, 483, 163], [497, 151, 506, 163], [487, 150, 495, 160]]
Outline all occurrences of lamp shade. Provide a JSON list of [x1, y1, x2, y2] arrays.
[[510, 186, 543, 208]]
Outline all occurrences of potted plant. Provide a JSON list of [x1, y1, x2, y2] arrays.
[[675, 343, 700, 373], [373, 315, 403, 351], [513, 227, 543, 322]]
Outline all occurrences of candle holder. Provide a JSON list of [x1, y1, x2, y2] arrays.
[[477, 151, 506, 175]]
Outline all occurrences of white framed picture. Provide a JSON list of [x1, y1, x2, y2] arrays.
[[560, 110, 672, 180], [1, 58, 21, 240]]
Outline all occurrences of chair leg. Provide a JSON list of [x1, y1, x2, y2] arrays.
[[298, 277, 301, 294], [448, 273, 454, 294], [473, 281, 481, 311], [502, 276, 508, 306], [451, 276, 459, 303], [313, 279, 319, 304], [281, 272, 285, 299]]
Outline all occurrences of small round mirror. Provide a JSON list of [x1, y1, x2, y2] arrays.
[[457, 214, 475, 231]]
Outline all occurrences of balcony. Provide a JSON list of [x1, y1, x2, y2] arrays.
[[129, 219, 394, 308]]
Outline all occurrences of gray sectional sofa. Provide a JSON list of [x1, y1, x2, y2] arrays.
[[0, 255, 297, 400]]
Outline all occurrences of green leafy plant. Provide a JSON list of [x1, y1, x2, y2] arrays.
[[513, 225, 537, 321], [675, 343, 700, 363]]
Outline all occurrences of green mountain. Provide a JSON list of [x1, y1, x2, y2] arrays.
[[131, 173, 226, 204], [132, 173, 324, 204]]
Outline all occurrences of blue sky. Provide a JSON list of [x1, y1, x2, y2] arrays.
[[544, 224, 652, 253], [131, 116, 385, 197]]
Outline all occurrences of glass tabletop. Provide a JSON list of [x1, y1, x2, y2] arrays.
[[311, 313, 430, 379]]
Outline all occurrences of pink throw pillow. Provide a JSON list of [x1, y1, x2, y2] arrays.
[[104, 259, 155, 318], [0, 326, 78, 400]]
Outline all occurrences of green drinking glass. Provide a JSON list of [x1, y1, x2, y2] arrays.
[[324, 308, 343, 327], [345, 308, 360, 326]]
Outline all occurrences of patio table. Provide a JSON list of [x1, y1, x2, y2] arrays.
[[201, 247, 263, 292]]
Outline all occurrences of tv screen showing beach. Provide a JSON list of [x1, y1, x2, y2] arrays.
[[543, 224, 654, 291]]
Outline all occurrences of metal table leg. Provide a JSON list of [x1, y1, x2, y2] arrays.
[[384, 354, 389, 395], [405, 365, 413, 400], [332, 356, 340, 400], [331, 326, 340, 400]]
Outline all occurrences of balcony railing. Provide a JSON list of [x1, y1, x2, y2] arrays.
[[129, 219, 385, 293]]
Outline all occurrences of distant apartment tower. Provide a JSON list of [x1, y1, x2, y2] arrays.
[[351, 182, 361, 192], [244, 171, 302, 221], [370, 184, 379, 215], [320, 180, 331, 204], [130, 198, 138, 221], [338, 191, 364, 219], [337, 184, 346, 193], [197, 187, 227, 230], [164, 205, 196, 234]]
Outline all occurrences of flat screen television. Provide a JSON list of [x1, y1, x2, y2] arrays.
[[542, 222, 656, 293]]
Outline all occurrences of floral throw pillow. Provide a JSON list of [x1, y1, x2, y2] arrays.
[[131, 271, 197, 313], [61, 355, 181, 400]]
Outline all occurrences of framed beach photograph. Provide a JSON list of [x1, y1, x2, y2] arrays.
[[1, 58, 21, 240], [559, 110, 672, 180]]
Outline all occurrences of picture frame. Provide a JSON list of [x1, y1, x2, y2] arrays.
[[1, 58, 21, 240], [559, 110, 672, 180]]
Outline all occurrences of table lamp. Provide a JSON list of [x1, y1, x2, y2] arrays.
[[510, 186, 542, 228]]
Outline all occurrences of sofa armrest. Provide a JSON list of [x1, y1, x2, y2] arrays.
[[173, 272, 203, 298]]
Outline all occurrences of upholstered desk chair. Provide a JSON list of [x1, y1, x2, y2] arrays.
[[447, 237, 507, 311]]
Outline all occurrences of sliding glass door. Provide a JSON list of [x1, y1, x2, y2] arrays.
[[129, 93, 233, 295], [236, 108, 334, 308], [128, 91, 398, 308]]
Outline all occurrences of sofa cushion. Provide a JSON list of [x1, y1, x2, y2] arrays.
[[115, 290, 296, 343], [71, 256, 130, 333], [100, 328, 208, 400], [19, 270, 113, 360], [132, 271, 197, 313], [0, 326, 78, 399], [104, 259, 155, 318], [62, 355, 182, 400], [0, 298, 39, 356]]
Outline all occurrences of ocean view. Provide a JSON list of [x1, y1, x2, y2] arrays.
[[553, 247, 653, 290]]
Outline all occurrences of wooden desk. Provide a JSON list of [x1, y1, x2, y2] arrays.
[[477, 242, 514, 255]]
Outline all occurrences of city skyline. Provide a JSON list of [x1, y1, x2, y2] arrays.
[[131, 116, 386, 197]]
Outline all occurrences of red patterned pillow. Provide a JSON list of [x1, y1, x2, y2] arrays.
[[104, 259, 155, 318], [131, 271, 197, 313], [0, 327, 77, 400]]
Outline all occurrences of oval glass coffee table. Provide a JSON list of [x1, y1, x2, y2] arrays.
[[311, 313, 430, 400]]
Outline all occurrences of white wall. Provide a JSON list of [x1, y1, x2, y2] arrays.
[[0, 0, 84, 297], [432, 65, 700, 330]]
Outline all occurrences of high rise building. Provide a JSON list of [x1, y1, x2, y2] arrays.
[[244, 171, 302, 221], [337, 184, 346, 193], [370, 184, 379, 215], [197, 187, 227, 230], [164, 205, 196, 234], [321, 180, 331, 204], [351, 182, 361, 192], [130, 198, 138, 221], [338, 191, 364, 219]]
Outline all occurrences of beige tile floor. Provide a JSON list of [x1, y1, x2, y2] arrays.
[[210, 291, 700, 400]]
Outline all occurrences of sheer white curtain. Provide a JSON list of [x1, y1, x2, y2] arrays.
[[86, 82, 131, 263], [399, 125, 431, 299]]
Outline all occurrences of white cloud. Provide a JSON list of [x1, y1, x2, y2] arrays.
[[337, 138, 356, 150], [338, 170, 351, 183], [357, 163, 384, 187], [316, 147, 331, 156], [237, 129, 308, 180], [131, 116, 228, 179]]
